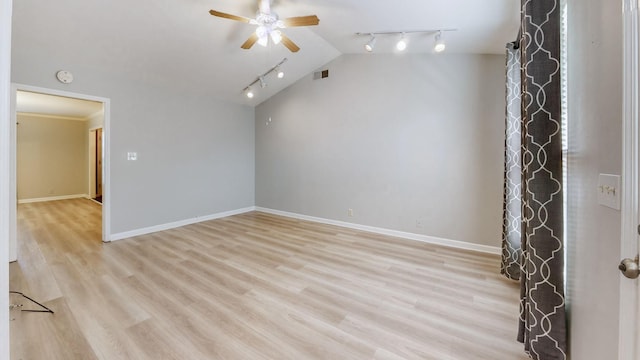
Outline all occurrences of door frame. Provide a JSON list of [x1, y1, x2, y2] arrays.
[[0, 0, 11, 358], [88, 126, 104, 200], [619, 0, 639, 358], [9, 84, 112, 262]]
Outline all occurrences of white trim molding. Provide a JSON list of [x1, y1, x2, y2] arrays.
[[17, 112, 89, 121], [109, 206, 500, 255], [18, 194, 90, 204], [8, 86, 16, 261], [109, 207, 256, 241], [619, 0, 640, 359], [255, 207, 501, 255], [0, 1, 12, 360]]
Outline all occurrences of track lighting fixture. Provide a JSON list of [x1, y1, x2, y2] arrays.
[[365, 34, 377, 52], [396, 33, 407, 51], [241, 58, 288, 99], [434, 31, 446, 52], [356, 29, 457, 53]]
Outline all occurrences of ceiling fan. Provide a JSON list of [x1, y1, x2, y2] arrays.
[[209, 0, 319, 53]]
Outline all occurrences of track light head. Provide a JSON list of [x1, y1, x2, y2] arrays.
[[245, 87, 254, 99], [396, 33, 407, 51], [365, 34, 377, 52], [259, 76, 267, 88], [434, 31, 446, 52], [276, 66, 285, 79]]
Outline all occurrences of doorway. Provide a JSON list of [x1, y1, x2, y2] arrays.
[[89, 127, 103, 203], [9, 84, 111, 262]]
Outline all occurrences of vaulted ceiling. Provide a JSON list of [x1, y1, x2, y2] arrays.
[[11, 0, 519, 107]]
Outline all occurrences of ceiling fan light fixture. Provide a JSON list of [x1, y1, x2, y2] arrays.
[[256, 26, 269, 47], [434, 31, 446, 52], [396, 33, 407, 51], [209, 4, 318, 53], [270, 30, 282, 45], [365, 34, 377, 52]]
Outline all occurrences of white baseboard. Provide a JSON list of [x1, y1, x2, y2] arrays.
[[255, 207, 501, 255], [109, 206, 256, 242], [18, 193, 90, 204], [107, 205, 500, 255]]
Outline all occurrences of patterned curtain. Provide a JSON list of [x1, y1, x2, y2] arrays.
[[517, 0, 567, 359], [501, 42, 522, 281]]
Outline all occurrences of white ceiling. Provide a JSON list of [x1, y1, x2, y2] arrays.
[[16, 91, 103, 120], [12, 0, 519, 107]]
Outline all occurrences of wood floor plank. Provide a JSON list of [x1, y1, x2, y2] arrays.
[[10, 199, 531, 359]]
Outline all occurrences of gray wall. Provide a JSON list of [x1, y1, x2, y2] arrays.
[[17, 114, 88, 200], [256, 54, 506, 248], [12, 8, 255, 236], [566, 0, 623, 358]]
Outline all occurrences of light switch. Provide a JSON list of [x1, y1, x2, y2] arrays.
[[597, 174, 621, 210], [127, 152, 137, 161]]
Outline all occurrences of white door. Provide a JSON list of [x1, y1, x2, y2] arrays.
[[619, 1, 640, 359]]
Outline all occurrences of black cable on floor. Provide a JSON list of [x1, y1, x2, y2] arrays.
[[9, 291, 55, 314]]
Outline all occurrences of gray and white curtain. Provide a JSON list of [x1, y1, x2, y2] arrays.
[[501, 42, 522, 281], [501, 0, 567, 359]]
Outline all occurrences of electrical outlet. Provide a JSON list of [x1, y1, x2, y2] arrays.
[[348, 208, 354, 217]]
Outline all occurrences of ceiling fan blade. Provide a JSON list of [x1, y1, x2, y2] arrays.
[[241, 33, 260, 49], [209, 10, 252, 23], [280, 33, 300, 52], [282, 15, 319, 27]]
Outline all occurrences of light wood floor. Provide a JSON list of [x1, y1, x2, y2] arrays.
[[10, 199, 530, 360]]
